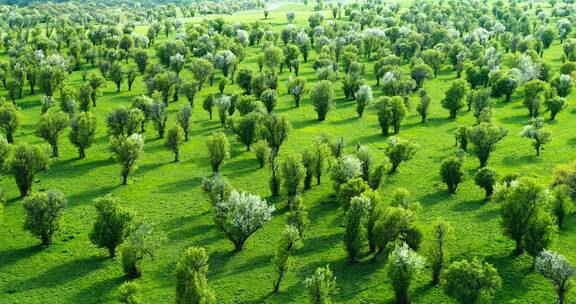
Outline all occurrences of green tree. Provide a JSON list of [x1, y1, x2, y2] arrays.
[[0, 102, 19, 143], [7, 143, 50, 197], [310, 80, 334, 121], [441, 79, 468, 118], [175, 246, 215, 304], [165, 125, 185, 162], [150, 102, 168, 138], [282, 154, 306, 204], [107, 107, 144, 138], [260, 88, 278, 113], [466, 123, 507, 167], [520, 117, 551, 156], [410, 63, 433, 89], [206, 132, 230, 176], [443, 258, 502, 304], [230, 112, 260, 151], [89, 195, 133, 258], [236, 68, 253, 95], [440, 156, 464, 194], [110, 63, 125, 92], [386, 243, 425, 304], [430, 219, 452, 285], [110, 134, 145, 185], [190, 58, 213, 90], [118, 282, 142, 304], [133, 49, 149, 74], [474, 167, 498, 199], [305, 265, 337, 304], [23, 190, 66, 246], [498, 177, 552, 255], [121, 223, 164, 278], [386, 137, 419, 173], [69, 111, 97, 159], [272, 225, 303, 293], [36, 111, 69, 157], [176, 103, 193, 141], [344, 196, 370, 262]]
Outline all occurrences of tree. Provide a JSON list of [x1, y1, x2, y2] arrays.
[[410, 63, 433, 89], [282, 155, 306, 204], [260, 114, 291, 157], [230, 112, 260, 151], [203, 95, 214, 120], [305, 265, 337, 304], [190, 58, 213, 90], [475, 167, 497, 199], [253, 140, 270, 168], [263, 46, 283, 71], [440, 156, 464, 194], [165, 126, 185, 162], [236, 68, 254, 95], [206, 132, 230, 176], [288, 77, 306, 108], [88, 74, 106, 107], [543, 96, 566, 120], [272, 225, 303, 293], [389, 96, 407, 133], [442, 79, 468, 118], [416, 89, 431, 123], [181, 80, 198, 107], [77, 83, 93, 112], [89, 195, 133, 258], [176, 246, 215, 304], [523, 80, 550, 117], [0, 102, 19, 143], [373, 207, 422, 259], [213, 190, 275, 251], [133, 49, 149, 74], [492, 74, 518, 102], [127, 68, 137, 91], [260, 89, 278, 113], [520, 117, 551, 156], [355, 84, 372, 117], [69, 111, 97, 159], [498, 177, 553, 255], [118, 282, 142, 304], [536, 250, 575, 304], [310, 80, 334, 121], [551, 74, 572, 97], [110, 134, 145, 185], [121, 223, 164, 278], [23, 190, 66, 246], [36, 111, 69, 157], [538, 27, 556, 49], [443, 258, 502, 304], [465, 122, 507, 165], [330, 155, 362, 191], [430, 219, 452, 285], [344, 196, 370, 262], [110, 63, 125, 92], [7, 143, 50, 197], [386, 137, 419, 173], [386, 243, 425, 304], [107, 107, 144, 138], [176, 104, 192, 141], [421, 49, 443, 76], [551, 187, 571, 229], [150, 102, 168, 138]]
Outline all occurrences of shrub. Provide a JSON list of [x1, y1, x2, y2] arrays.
[[7, 143, 50, 197], [443, 258, 501, 304], [344, 196, 370, 262], [386, 243, 425, 304], [110, 134, 145, 185], [439, 156, 464, 194], [305, 265, 337, 304], [176, 247, 215, 304], [474, 167, 497, 198]]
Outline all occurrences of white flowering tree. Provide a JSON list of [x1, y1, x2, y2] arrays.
[[213, 190, 275, 251], [354, 84, 373, 117], [536, 250, 575, 304], [520, 117, 551, 156], [386, 243, 425, 304], [330, 155, 362, 190]]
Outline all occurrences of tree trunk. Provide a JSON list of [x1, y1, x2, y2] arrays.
[[174, 150, 180, 162], [109, 246, 116, 258], [79, 148, 85, 159], [7, 132, 14, 143], [52, 144, 59, 157], [273, 271, 285, 294]]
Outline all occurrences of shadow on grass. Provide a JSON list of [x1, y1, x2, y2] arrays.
[[0, 244, 42, 272]]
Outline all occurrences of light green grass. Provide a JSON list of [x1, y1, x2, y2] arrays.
[[0, 1, 574, 303]]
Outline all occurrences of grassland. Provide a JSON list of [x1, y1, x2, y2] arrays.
[[0, 1, 574, 303]]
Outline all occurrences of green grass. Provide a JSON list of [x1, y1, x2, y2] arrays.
[[1, 1, 575, 303]]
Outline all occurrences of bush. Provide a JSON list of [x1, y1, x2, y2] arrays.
[[338, 177, 370, 210], [110, 134, 145, 185], [281, 154, 305, 202], [202, 175, 232, 206], [330, 155, 362, 191], [205, 132, 230, 176], [7, 143, 50, 197], [385, 137, 419, 173]]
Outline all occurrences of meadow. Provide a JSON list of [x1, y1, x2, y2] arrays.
[[0, 1, 575, 303]]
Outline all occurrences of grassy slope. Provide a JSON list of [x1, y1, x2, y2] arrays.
[[0, 1, 574, 303]]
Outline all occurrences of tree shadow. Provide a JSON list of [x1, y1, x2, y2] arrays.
[[0, 244, 42, 272]]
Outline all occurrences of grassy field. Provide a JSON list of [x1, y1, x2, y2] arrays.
[[0, 1, 575, 303]]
